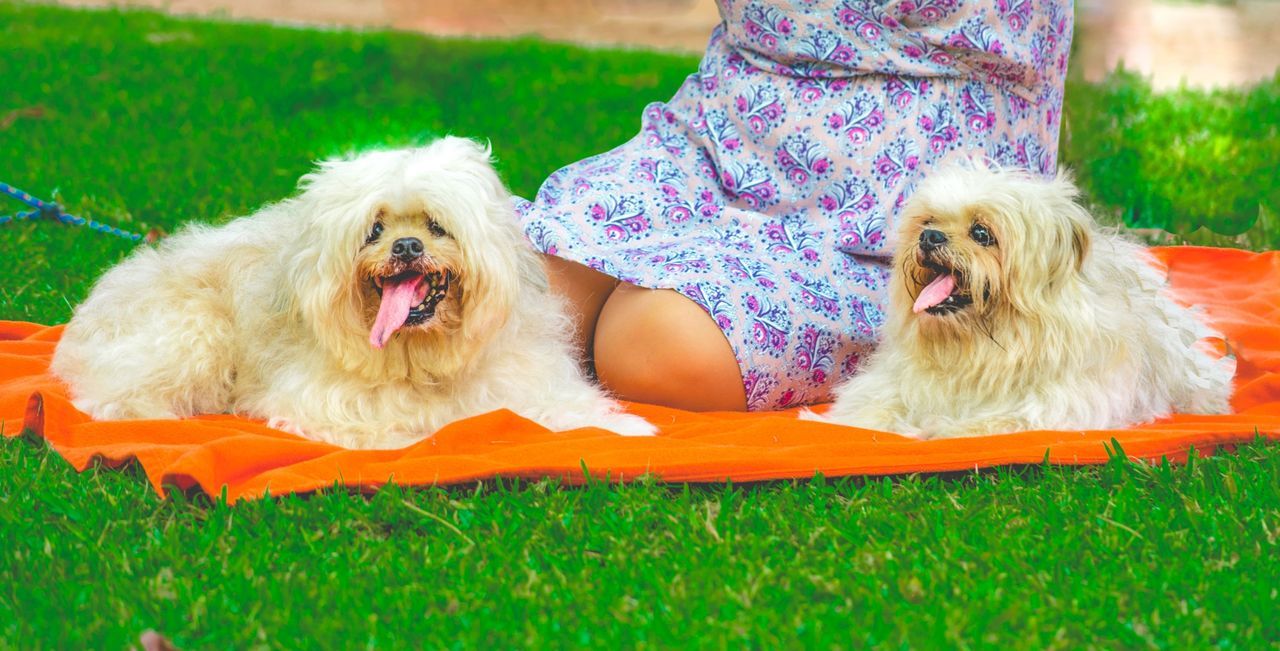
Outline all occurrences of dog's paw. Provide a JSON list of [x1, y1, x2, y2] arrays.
[[598, 413, 659, 437], [799, 407, 914, 439], [78, 397, 180, 421], [818, 407, 902, 434], [928, 418, 1025, 439], [267, 416, 309, 438], [797, 408, 827, 422]]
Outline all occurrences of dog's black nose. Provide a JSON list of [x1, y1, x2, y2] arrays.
[[919, 229, 948, 251], [391, 237, 424, 261]]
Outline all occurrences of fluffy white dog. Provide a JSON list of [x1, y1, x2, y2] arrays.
[[808, 164, 1235, 439], [52, 137, 655, 448]]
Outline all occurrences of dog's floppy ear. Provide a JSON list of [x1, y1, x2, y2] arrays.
[[1070, 216, 1091, 272], [283, 156, 382, 368], [1048, 168, 1093, 274], [421, 138, 534, 348]]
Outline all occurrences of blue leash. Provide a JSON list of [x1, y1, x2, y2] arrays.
[[0, 181, 152, 242]]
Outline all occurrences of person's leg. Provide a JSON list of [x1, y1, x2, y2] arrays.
[[543, 255, 619, 366], [593, 283, 748, 411]]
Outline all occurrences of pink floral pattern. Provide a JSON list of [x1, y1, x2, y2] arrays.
[[516, 0, 1073, 410]]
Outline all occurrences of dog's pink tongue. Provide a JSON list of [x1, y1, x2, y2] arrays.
[[913, 274, 957, 314], [369, 275, 428, 349]]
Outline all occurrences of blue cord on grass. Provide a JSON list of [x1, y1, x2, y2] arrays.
[[0, 181, 150, 242]]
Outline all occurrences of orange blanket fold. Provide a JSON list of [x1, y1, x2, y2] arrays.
[[4, 246, 1279, 502]]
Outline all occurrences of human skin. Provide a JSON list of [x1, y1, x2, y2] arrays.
[[543, 255, 748, 412]]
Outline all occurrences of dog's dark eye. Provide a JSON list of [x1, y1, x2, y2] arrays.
[[428, 219, 448, 238], [365, 221, 384, 245], [970, 223, 996, 247]]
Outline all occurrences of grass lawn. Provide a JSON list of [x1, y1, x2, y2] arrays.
[[2, 2, 1279, 647]]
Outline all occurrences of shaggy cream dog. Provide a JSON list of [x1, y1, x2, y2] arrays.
[[808, 164, 1235, 439], [52, 137, 655, 448]]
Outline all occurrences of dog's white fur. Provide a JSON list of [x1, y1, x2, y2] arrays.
[[52, 137, 655, 448], [808, 164, 1235, 439]]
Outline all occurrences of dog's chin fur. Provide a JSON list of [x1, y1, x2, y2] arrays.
[[811, 163, 1236, 439], [52, 137, 655, 448]]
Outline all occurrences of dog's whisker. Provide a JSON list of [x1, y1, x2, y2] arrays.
[[977, 315, 1005, 352], [899, 256, 920, 302]]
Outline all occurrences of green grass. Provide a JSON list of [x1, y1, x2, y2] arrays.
[[4, 436, 1279, 649], [1063, 70, 1280, 244], [1, 3, 1278, 648], [0, 2, 697, 323]]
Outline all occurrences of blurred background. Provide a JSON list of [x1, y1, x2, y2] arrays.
[[53, 0, 1280, 90]]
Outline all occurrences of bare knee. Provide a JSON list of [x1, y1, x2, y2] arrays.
[[542, 255, 618, 362], [593, 284, 747, 411]]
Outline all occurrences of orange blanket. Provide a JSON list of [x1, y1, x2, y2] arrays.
[[4, 246, 1279, 502]]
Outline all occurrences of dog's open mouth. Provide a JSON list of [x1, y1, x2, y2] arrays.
[[369, 269, 452, 349], [913, 262, 973, 316]]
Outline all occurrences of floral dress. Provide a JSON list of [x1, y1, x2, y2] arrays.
[[515, 0, 1075, 410]]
